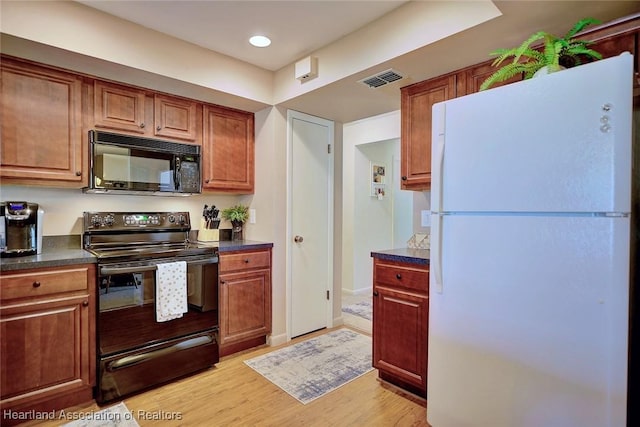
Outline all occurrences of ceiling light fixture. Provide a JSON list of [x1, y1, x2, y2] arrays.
[[249, 35, 271, 48]]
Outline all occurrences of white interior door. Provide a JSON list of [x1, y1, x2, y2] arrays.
[[288, 110, 334, 338]]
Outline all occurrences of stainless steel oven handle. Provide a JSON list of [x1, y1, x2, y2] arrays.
[[187, 258, 219, 266], [99, 257, 218, 275], [100, 265, 157, 275], [106, 334, 214, 372]]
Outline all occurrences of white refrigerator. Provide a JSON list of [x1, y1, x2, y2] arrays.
[[428, 53, 634, 427]]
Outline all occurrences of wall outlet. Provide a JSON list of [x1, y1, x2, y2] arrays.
[[249, 209, 256, 224], [421, 210, 431, 227]]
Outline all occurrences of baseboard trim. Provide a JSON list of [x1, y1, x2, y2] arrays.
[[342, 287, 372, 296], [268, 332, 287, 347]]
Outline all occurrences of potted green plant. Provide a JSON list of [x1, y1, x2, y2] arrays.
[[480, 17, 602, 91], [221, 204, 249, 240]]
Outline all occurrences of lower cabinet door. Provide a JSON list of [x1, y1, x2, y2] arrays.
[[1, 295, 91, 406], [373, 286, 428, 394], [219, 268, 271, 347]]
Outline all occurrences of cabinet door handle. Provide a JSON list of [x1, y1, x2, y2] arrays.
[[373, 291, 379, 297], [401, 176, 407, 181], [157, 125, 162, 131], [75, 171, 82, 176], [82, 300, 89, 307], [140, 122, 145, 128], [396, 273, 402, 280], [32, 281, 41, 288], [205, 179, 210, 183]]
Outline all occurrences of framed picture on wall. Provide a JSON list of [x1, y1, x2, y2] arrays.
[[371, 162, 386, 197]]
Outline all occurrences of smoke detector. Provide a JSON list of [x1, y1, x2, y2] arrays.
[[358, 69, 405, 88]]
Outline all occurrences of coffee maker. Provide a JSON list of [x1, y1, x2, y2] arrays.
[[1, 202, 44, 257]]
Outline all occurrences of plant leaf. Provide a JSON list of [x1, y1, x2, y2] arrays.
[[513, 31, 548, 62], [564, 17, 601, 39]]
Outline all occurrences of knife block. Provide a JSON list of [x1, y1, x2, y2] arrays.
[[198, 218, 219, 242]]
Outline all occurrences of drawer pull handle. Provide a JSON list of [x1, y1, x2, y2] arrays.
[[32, 281, 41, 288], [396, 274, 402, 280], [82, 300, 89, 307], [244, 259, 250, 263]]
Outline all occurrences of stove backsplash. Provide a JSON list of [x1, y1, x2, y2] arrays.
[[1, 185, 249, 237]]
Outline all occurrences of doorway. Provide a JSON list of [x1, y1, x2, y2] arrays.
[[341, 111, 415, 317], [287, 110, 334, 338]]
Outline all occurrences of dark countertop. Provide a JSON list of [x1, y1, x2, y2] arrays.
[[371, 248, 430, 265], [1, 248, 97, 272], [217, 240, 274, 252], [1, 236, 273, 273]]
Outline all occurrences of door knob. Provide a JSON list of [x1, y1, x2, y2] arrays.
[[294, 235, 304, 243]]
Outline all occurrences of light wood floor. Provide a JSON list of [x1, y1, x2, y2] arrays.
[[22, 327, 428, 427]]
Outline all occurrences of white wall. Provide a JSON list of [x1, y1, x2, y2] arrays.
[[0, 185, 240, 236]]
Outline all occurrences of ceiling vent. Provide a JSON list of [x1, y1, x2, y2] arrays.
[[358, 69, 405, 88]]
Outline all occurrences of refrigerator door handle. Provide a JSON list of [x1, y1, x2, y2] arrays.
[[431, 103, 446, 213], [431, 212, 444, 294]]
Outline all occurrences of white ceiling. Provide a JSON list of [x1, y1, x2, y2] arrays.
[[78, 0, 408, 71], [74, 1, 639, 123]]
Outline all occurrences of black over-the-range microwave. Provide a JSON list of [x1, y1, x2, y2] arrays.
[[85, 130, 201, 195]]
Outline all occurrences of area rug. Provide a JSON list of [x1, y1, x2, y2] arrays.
[[61, 402, 139, 427], [244, 328, 373, 404], [342, 299, 373, 320]]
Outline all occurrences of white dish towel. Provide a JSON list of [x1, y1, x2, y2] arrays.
[[155, 261, 188, 322]]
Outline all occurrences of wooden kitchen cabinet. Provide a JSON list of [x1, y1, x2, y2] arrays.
[[219, 247, 272, 356], [0, 264, 96, 425], [202, 105, 255, 193], [94, 80, 147, 135], [400, 75, 459, 191], [154, 93, 199, 141], [372, 257, 429, 397], [0, 56, 85, 185], [94, 80, 201, 143], [463, 59, 524, 94]]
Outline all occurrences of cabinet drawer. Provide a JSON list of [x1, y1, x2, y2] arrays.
[[1, 267, 90, 301], [374, 263, 428, 293], [219, 250, 271, 273]]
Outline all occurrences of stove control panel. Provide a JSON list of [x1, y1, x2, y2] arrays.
[[83, 212, 191, 231]]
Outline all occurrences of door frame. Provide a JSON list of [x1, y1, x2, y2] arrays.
[[286, 110, 335, 340]]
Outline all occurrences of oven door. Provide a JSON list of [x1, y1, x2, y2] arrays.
[[97, 255, 218, 356], [96, 255, 219, 403]]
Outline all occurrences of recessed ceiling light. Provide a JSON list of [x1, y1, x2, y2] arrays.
[[249, 35, 271, 48]]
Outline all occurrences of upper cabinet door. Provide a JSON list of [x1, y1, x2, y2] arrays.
[[463, 60, 524, 95], [94, 80, 147, 134], [400, 75, 457, 191], [0, 57, 84, 183], [154, 94, 200, 143], [202, 105, 255, 193]]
